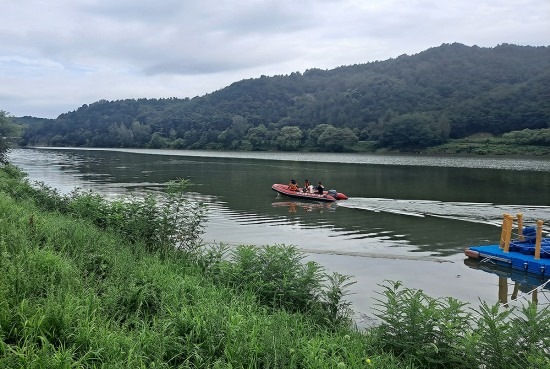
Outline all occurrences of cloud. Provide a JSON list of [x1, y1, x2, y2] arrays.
[[0, 0, 548, 117]]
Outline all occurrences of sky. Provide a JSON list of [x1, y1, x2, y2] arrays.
[[1, 0, 549, 118]]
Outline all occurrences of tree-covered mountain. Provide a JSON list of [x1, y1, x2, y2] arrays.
[[19, 43, 550, 152]]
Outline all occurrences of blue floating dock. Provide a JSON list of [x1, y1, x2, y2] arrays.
[[465, 244, 550, 277], [464, 257, 550, 290]]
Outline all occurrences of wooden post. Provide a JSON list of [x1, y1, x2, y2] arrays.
[[503, 215, 514, 253], [500, 213, 510, 249], [517, 213, 524, 241], [498, 277, 508, 304], [511, 282, 520, 301], [534, 220, 544, 260]]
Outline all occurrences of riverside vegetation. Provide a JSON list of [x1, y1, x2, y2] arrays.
[[0, 164, 549, 368]]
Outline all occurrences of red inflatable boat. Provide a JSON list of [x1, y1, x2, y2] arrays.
[[271, 184, 348, 202]]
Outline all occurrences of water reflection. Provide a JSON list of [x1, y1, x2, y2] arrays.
[[272, 200, 336, 213], [464, 258, 550, 308], [34, 147, 550, 172]]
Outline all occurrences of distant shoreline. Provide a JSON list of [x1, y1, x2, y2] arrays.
[[17, 146, 550, 172]]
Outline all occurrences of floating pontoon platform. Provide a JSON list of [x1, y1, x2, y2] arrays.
[[464, 214, 550, 277], [464, 257, 550, 290], [465, 244, 550, 277]]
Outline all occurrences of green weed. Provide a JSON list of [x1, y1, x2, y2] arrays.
[[373, 281, 550, 369]]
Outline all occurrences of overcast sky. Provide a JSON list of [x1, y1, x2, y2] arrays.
[[1, 0, 548, 118]]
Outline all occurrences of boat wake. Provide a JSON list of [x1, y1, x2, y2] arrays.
[[338, 198, 550, 229]]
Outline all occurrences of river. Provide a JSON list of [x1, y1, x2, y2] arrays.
[[8, 148, 550, 323]]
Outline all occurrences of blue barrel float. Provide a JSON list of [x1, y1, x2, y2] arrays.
[[465, 215, 550, 277]]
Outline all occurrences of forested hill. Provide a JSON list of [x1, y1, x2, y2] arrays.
[[20, 43, 550, 152]]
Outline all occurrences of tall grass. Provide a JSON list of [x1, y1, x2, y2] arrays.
[[201, 243, 356, 327], [0, 164, 206, 255], [373, 281, 550, 369]]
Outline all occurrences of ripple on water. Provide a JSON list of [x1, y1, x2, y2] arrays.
[[25, 147, 550, 172]]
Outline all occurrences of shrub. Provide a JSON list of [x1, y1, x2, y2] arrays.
[[204, 244, 355, 327], [373, 281, 473, 368], [373, 281, 550, 369], [0, 165, 207, 257], [66, 180, 207, 256], [502, 128, 550, 146]]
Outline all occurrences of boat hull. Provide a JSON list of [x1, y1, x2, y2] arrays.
[[272, 184, 346, 202]]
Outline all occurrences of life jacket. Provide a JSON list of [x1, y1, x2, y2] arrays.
[[289, 183, 298, 191]]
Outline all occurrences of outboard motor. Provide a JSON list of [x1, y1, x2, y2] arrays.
[[327, 189, 338, 198]]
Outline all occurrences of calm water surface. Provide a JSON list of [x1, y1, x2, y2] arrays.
[[9, 148, 550, 320]]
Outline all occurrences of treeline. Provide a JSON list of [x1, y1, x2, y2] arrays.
[[19, 43, 550, 152]]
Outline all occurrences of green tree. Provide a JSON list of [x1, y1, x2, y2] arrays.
[[245, 124, 268, 149], [379, 113, 448, 149], [218, 115, 250, 149], [49, 135, 66, 146], [131, 121, 152, 147], [108, 123, 134, 147], [148, 132, 168, 148], [276, 126, 303, 150], [317, 127, 358, 151], [503, 128, 550, 146], [183, 129, 201, 147], [0, 111, 21, 163], [307, 124, 333, 147]]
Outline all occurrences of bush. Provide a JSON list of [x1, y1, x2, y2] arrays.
[[373, 281, 550, 369], [0, 165, 206, 256], [68, 181, 207, 255], [203, 244, 355, 327], [502, 128, 550, 146]]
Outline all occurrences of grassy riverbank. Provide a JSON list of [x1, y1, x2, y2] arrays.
[[0, 165, 548, 368], [425, 140, 550, 156]]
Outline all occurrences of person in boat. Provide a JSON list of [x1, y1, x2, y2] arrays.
[[302, 179, 311, 193], [316, 181, 324, 195], [288, 179, 298, 191]]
